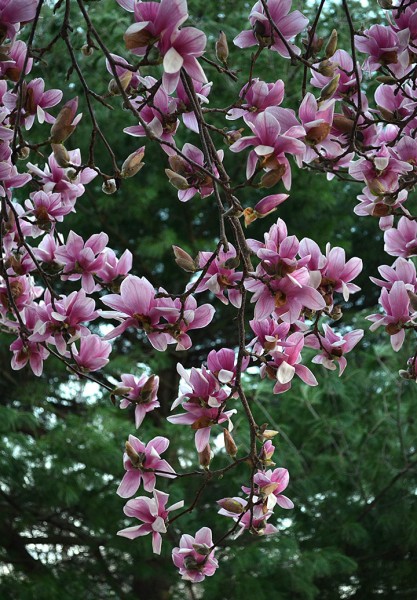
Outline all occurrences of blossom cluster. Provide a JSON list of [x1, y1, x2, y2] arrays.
[[1, 0, 417, 586]]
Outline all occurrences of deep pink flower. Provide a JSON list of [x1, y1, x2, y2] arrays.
[[234, 0, 308, 58], [117, 435, 175, 498], [242, 467, 294, 509], [172, 527, 219, 583], [117, 373, 160, 428]]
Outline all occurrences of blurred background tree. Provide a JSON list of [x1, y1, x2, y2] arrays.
[[1, 1, 417, 599]]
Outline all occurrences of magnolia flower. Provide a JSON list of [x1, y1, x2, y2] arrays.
[[118, 489, 183, 554], [172, 527, 219, 582]]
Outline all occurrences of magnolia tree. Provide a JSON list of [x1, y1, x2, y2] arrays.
[[1, 0, 417, 586]]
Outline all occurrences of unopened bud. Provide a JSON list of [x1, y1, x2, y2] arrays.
[[102, 178, 117, 195], [192, 543, 211, 556], [50, 97, 79, 144], [198, 444, 212, 468], [124, 23, 156, 51], [329, 305, 343, 321], [125, 441, 141, 466], [108, 71, 133, 96], [121, 147, 145, 178], [319, 74, 340, 101], [378, 106, 396, 121], [226, 129, 243, 145], [223, 428, 238, 458], [243, 207, 257, 227], [399, 369, 413, 379], [407, 289, 417, 312], [81, 44, 94, 56], [260, 169, 284, 188], [168, 155, 188, 176], [376, 75, 396, 84], [223, 256, 240, 269], [217, 498, 244, 514], [51, 143, 70, 167], [332, 115, 354, 134], [216, 31, 229, 64], [112, 386, 133, 396], [66, 168, 77, 181], [141, 374, 157, 403], [378, 0, 393, 8], [306, 122, 331, 145], [17, 146, 30, 160], [318, 59, 336, 77], [172, 245, 197, 272], [165, 168, 190, 190], [261, 429, 279, 440], [325, 29, 338, 59], [367, 178, 386, 196]]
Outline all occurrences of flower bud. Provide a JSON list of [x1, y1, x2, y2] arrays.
[[102, 179, 117, 195], [124, 23, 156, 51], [81, 44, 94, 56], [192, 543, 211, 556], [332, 115, 354, 134], [172, 245, 197, 273], [329, 305, 343, 321], [407, 289, 417, 312], [125, 441, 141, 466], [165, 168, 190, 190], [260, 169, 284, 188], [50, 97, 79, 144], [198, 444, 212, 468], [217, 498, 244, 514], [216, 30, 229, 64], [121, 147, 145, 178], [325, 29, 338, 59], [318, 59, 336, 77], [17, 146, 30, 160], [319, 74, 340, 101], [243, 207, 257, 227], [306, 122, 331, 145], [378, 0, 392, 7], [223, 428, 238, 458], [168, 155, 188, 176], [399, 369, 413, 379], [223, 256, 240, 269], [226, 129, 243, 145], [108, 71, 133, 96], [66, 168, 77, 181], [260, 429, 279, 440], [112, 386, 133, 396], [51, 143, 70, 168]]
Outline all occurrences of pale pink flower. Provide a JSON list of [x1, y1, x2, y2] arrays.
[[305, 325, 364, 376], [367, 280, 413, 351], [242, 467, 294, 509], [3, 77, 62, 129], [117, 489, 184, 554], [226, 78, 285, 123], [71, 334, 111, 372]]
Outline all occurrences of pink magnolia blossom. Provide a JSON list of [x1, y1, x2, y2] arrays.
[[355, 24, 401, 73], [172, 527, 219, 583], [117, 435, 175, 498], [3, 77, 62, 129], [95, 248, 133, 288], [117, 489, 184, 554], [311, 50, 362, 100], [0, 0, 39, 40], [167, 143, 223, 202], [161, 26, 207, 94], [100, 275, 161, 342], [234, 0, 308, 58], [226, 78, 285, 124], [229, 108, 305, 190], [218, 496, 278, 537], [29, 289, 98, 354], [117, 373, 160, 428], [27, 149, 97, 206], [320, 245, 363, 303], [10, 306, 49, 376], [370, 257, 417, 291], [305, 325, 364, 376], [261, 331, 318, 394], [195, 245, 243, 308], [242, 467, 294, 509], [55, 231, 109, 293], [384, 216, 417, 258], [71, 334, 111, 372], [367, 280, 414, 351], [206, 348, 249, 385]]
